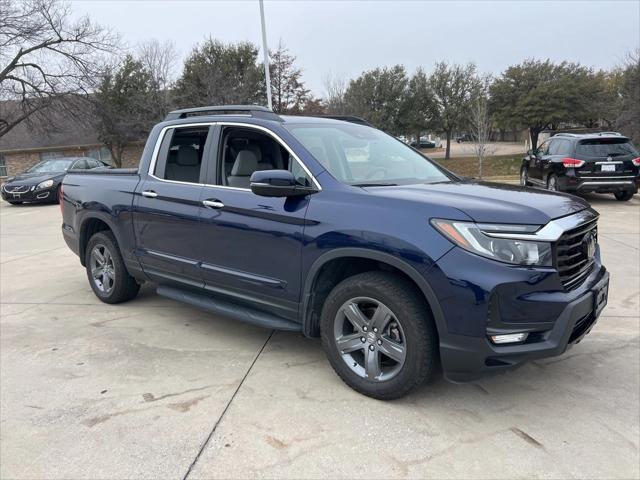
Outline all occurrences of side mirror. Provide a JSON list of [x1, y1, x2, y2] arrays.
[[250, 170, 317, 197], [527, 149, 537, 156]]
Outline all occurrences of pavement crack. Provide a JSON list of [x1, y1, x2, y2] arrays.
[[181, 329, 275, 480]]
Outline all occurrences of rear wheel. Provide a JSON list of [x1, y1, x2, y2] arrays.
[[614, 191, 634, 201], [85, 231, 139, 304], [320, 271, 437, 400], [547, 174, 559, 192]]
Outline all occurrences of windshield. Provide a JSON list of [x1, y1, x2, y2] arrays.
[[286, 123, 452, 186], [576, 138, 639, 158], [27, 159, 76, 173]]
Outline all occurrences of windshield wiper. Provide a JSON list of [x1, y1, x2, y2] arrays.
[[351, 182, 397, 187]]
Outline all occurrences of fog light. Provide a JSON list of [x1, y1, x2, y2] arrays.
[[490, 333, 528, 344]]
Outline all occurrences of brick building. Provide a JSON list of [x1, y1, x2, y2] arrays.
[[0, 105, 145, 178]]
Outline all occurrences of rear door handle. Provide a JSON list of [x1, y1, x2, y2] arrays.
[[142, 190, 158, 198], [202, 199, 224, 209]]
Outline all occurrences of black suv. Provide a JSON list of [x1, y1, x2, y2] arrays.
[[521, 132, 640, 201]]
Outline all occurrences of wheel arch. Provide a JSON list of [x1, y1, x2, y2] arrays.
[[301, 248, 446, 338], [78, 214, 120, 266]]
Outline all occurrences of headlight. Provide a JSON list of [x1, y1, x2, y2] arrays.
[[36, 179, 54, 190], [431, 219, 552, 266]]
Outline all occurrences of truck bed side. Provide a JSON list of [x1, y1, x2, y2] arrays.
[[61, 170, 144, 279]]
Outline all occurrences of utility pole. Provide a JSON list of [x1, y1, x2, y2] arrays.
[[259, 0, 273, 110]]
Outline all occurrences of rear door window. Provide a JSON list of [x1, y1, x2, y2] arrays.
[[550, 138, 573, 156], [153, 126, 211, 184], [576, 138, 639, 158]]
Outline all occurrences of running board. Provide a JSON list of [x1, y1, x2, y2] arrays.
[[157, 285, 302, 332]]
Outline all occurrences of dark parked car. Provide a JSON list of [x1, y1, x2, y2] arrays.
[[521, 132, 640, 201], [410, 137, 438, 149], [1, 157, 108, 205], [61, 106, 609, 399], [456, 133, 473, 143]]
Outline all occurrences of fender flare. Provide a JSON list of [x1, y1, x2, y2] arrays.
[[301, 247, 446, 337], [77, 211, 124, 266]]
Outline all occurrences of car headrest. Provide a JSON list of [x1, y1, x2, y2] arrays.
[[246, 144, 262, 163], [231, 150, 258, 176], [176, 146, 199, 166]]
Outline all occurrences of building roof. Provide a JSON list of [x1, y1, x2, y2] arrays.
[[0, 100, 102, 153]]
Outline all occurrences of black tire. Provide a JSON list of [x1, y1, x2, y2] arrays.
[[520, 167, 530, 186], [85, 230, 139, 304], [547, 174, 559, 192], [614, 191, 634, 201], [320, 271, 437, 400], [53, 185, 61, 203]]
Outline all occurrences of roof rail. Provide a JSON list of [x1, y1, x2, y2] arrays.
[[554, 133, 578, 137], [315, 115, 373, 127], [165, 105, 283, 122], [597, 131, 622, 136]]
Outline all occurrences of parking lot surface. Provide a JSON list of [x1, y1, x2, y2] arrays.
[[1, 193, 638, 479]]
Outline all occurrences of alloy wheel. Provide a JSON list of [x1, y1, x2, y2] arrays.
[[333, 296, 407, 382], [90, 244, 115, 294], [548, 176, 557, 191]]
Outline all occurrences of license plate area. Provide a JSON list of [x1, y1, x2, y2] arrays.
[[600, 164, 616, 172], [12, 193, 21, 199]]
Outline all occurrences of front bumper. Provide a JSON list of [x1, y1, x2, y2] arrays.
[[427, 246, 609, 382], [1, 184, 56, 203]]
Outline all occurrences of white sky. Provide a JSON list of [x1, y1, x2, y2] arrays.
[[70, 0, 640, 96]]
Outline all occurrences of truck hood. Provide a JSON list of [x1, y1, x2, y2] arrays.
[[364, 180, 589, 225]]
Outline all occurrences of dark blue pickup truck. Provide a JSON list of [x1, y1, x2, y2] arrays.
[[61, 106, 609, 399]]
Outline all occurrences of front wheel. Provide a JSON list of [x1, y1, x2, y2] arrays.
[[547, 174, 559, 192], [320, 271, 437, 400], [614, 191, 634, 201], [520, 167, 530, 186], [85, 231, 140, 304]]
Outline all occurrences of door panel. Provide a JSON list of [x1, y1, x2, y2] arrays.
[[198, 187, 309, 319], [532, 140, 550, 181], [132, 125, 214, 286], [134, 178, 204, 286]]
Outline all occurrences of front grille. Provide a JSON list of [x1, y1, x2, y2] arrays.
[[3, 185, 29, 193], [555, 218, 598, 290]]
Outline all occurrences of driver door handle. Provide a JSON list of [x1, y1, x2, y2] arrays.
[[203, 199, 224, 209], [142, 190, 158, 198]]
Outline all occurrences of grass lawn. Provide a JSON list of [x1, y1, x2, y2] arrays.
[[433, 154, 522, 179]]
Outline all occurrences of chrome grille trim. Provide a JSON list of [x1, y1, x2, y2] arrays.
[[555, 217, 598, 290], [3, 185, 29, 193]]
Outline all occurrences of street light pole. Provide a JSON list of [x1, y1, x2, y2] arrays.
[[259, 0, 273, 111]]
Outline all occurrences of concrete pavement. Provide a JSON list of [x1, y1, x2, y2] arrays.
[[1, 193, 638, 479]]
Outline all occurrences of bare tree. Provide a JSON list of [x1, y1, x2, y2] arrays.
[[323, 72, 347, 114], [469, 76, 495, 179], [0, 0, 118, 138], [136, 39, 178, 91], [136, 39, 178, 116]]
